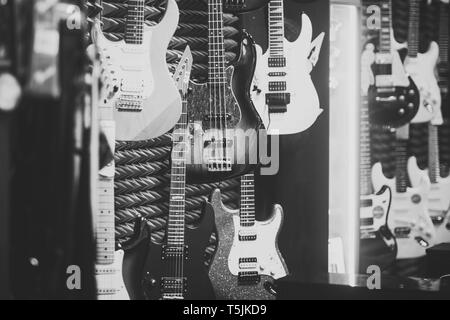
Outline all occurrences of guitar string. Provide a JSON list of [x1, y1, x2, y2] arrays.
[[219, 0, 227, 171]]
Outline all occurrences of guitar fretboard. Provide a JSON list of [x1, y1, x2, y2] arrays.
[[96, 119, 116, 265], [125, 0, 145, 44], [407, 0, 420, 58], [395, 137, 409, 194], [360, 98, 373, 196], [208, 0, 226, 86], [268, 0, 285, 57], [438, 3, 448, 94], [379, 0, 393, 54], [240, 174, 256, 227], [428, 124, 440, 184], [167, 100, 188, 247]]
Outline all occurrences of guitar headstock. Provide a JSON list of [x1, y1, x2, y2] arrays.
[[172, 46, 193, 98], [396, 124, 410, 141]]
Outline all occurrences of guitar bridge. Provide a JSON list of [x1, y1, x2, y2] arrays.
[[161, 277, 187, 299], [117, 94, 143, 112], [266, 93, 290, 113], [394, 227, 411, 238], [238, 271, 261, 285]]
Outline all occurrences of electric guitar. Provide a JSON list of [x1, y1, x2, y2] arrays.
[[143, 47, 216, 300], [372, 125, 435, 259], [92, 0, 181, 141], [207, 173, 288, 300], [186, 0, 262, 184], [359, 48, 393, 246], [367, 0, 420, 128], [408, 3, 450, 244], [251, 0, 323, 135], [91, 35, 129, 300], [404, 0, 442, 124]]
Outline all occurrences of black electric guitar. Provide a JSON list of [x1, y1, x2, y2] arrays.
[[367, 0, 419, 128], [186, 0, 262, 184], [222, 0, 270, 13], [143, 47, 216, 300]]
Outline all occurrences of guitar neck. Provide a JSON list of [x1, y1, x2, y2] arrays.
[[96, 166, 116, 265], [208, 0, 226, 86], [395, 137, 409, 193], [268, 0, 285, 57], [407, 0, 420, 58], [360, 98, 373, 196], [167, 98, 188, 247], [379, 0, 393, 54], [240, 173, 256, 227], [438, 3, 448, 93], [428, 124, 440, 183], [125, 0, 145, 44]]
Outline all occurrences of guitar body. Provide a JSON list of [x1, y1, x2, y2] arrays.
[[207, 190, 288, 300], [142, 208, 216, 300], [252, 13, 322, 135], [360, 186, 393, 248], [92, 0, 181, 141], [186, 32, 262, 184], [372, 162, 435, 259], [367, 39, 420, 128], [404, 42, 442, 124], [408, 156, 450, 244], [95, 250, 130, 300]]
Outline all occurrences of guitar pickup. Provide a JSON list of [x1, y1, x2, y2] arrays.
[[238, 271, 261, 285], [268, 72, 287, 77], [161, 277, 187, 299], [268, 81, 287, 92], [162, 245, 188, 260], [238, 229, 257, 241], [360, 218, 374, 227], [207, 158, 232, 172], [372, 63, 392, 76], [239, 257, 257, 269], [268, 57, 286, 68]]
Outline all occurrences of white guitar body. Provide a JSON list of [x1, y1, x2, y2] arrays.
[[370, 35, 410, 88], [95, 250, 129, 300], [408, 157, 450, 244], [404, 42, 442, 124], [360, 187, 392, 245], [372, 162, 435, 259], [92, 0, 181, 141], [227, 205, 288, 279], [251, 13, 322, 135]]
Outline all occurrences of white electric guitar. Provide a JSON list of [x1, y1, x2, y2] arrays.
[[408, 124, 450, 245], [372, 125, 435, 259], [404, 0, 442, 124], [92, 0, 181, 141], [251, 0, 324, 135], [359, 47, 393, 245], [90, 35, 129, 300]]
